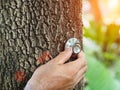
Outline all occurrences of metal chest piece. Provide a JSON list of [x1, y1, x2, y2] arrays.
[[65, 38, 81, 56]]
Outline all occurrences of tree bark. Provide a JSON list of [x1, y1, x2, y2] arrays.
[[0, 0, 83, 90]]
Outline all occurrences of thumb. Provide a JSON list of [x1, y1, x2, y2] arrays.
[[53, 47, 72, 64]]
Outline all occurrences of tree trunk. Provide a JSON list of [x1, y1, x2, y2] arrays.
[[0, 0, 83, 90]]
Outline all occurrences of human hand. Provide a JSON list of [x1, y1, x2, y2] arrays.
[[24, 48, 87, 90]]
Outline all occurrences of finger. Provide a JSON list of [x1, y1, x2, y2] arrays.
[[74, 66, 87, 85], [53, 47, 72, 64], [74, 75, 84, 87], [64, 54, 87, 74], [78, 51, 85, 58]]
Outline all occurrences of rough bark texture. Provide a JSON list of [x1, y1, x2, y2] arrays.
[[0, 0, 83, 90]]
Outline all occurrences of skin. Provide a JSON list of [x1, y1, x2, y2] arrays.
[[24, 47, 87, 90]]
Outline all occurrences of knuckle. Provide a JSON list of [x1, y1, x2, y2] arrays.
[[85, 61, 87, 65], [85, 66, 87, 71], [82, 59, 87, 65], [78, 52, 86, 60], [81, 51, 85, 56], [59, 51, 65, 56], [84, 66, 87, 73]]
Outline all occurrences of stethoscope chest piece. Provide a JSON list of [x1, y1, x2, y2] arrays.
[[65, 38, 81, 55]]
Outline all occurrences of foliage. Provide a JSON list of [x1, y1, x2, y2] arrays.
[[85, 52, 115, 90], [83, 21, 120, 67], [83, 21, 120, 47], [84, 41, 120, 90], [83, 1, 120, 90]]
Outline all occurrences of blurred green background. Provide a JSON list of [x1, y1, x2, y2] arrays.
[[82, 0, 120, 90]]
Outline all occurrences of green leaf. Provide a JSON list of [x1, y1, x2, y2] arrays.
[[84, 51, 116, 90]]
